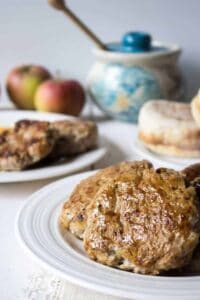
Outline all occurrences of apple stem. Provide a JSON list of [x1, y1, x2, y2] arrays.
[[48, 0, 107, 50]]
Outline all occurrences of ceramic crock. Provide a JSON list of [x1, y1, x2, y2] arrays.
[[87, 32, 183, 123]]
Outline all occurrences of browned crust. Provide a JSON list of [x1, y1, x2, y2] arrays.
[[59, 161, 152, 238], [191, 95, 200, 127], [83, 164, 200, 274], [0, 120, 58, 171], [139, 131, 200, 151], [138, 131, 200, 157], [182, 163, 200, 182], [50, 120, 98, 159]]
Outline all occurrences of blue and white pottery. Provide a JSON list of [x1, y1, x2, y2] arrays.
[[87, 32, 183, 123]]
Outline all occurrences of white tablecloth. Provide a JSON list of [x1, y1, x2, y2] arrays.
[[0, 118, 145, 300]]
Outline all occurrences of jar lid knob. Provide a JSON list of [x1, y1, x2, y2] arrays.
[[121, 32, 152, 52]]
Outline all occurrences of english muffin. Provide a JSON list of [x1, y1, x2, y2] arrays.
[[191, 90, 200, 127], [138, 100, 200, 157]]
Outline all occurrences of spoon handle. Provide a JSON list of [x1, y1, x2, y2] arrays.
[[49, 0, 106, 50], [63, 6, 106, 49]]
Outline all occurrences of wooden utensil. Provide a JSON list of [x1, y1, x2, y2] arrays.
[[48, 0, 107, 50]]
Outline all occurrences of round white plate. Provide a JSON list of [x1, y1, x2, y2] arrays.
[[16, 171, 200, 300], [132, 130, 200, 170], [0, 110, 106, 183]]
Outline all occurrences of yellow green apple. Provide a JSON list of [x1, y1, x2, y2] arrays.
[[34, 79, 85, 116], [6, 65, 52, 109]]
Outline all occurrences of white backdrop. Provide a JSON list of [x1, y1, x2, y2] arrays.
[[1, 0, 200, 102]]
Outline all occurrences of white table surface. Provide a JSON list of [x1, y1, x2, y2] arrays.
[[0, 113, 148, 300]]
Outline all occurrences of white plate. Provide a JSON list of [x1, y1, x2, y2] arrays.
[[16, 171, 200, 300], [132, 130, 200, 169], [0, 110, 106, 183]]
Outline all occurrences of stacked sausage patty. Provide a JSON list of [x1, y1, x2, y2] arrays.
[[0, 119, 98, 171], [60, 160, 200, 275]]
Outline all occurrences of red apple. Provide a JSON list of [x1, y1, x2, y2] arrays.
[[6, 65, 52, 109], [34, 79, 85, 116]]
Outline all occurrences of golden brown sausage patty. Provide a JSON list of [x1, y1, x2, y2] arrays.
[[59, 161, 149, 238], [60, 161, 200, 275], [50, 120, 98, 159], [0, 120, 57, 171]]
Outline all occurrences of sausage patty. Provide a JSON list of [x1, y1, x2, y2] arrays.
[[0, 120, 57, 171], [50, 120, 98, 159], [60, 161, 200, 275], [59, 161, 148, 239], [84, 164, 200, 274]]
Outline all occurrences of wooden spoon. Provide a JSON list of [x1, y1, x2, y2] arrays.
[[48, 0, 107, 50]]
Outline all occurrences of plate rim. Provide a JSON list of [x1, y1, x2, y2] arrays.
[[16, 171, 200, 300]]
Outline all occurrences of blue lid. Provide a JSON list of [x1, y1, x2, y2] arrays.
[[107, 31, 166, 53], [122, 31, 151, 52]]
